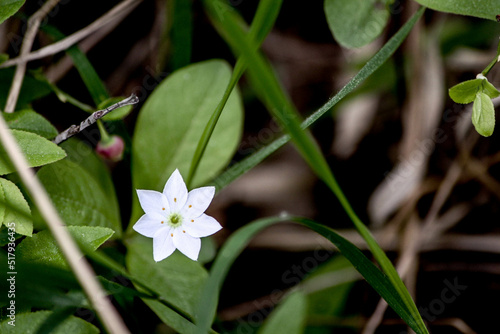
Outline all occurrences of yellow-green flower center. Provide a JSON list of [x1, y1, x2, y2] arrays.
[[168, 213, 183, 227]]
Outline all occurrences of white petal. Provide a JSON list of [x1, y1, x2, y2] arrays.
[[184, 213, 222, 238], [137, 189, 169, 216], [133, 214, 164, 238], [163, 169, 188, 212], [181, 186, 215, 218], [153, 227, 176, 262], [173, 230, 201, 261]]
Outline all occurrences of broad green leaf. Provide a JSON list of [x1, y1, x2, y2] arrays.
[[60, 138, 120, 219], [0, 310, 99, 334], [98, 97, 133, 121], [0, 178, 32, 236], [449, 79, 482, 104], [130, 59, 243, 223], [3, 109, 58, 139], [258, 291, 307, 334], [0, 0, 25, 25], [324, 0, 390, 48], [210, 8, 424, 191], [195, 217, 423, 334], [481, 78, 500, 99], [0, 129, 66, 175], [126, 235, 207, 328], [16, 226, 114, 269], [472, 92, 495, 137], [203, 3, 427, 333], [412, 0, 500, 20], [36, 159, 122, 236], [0, 68, 52, 110]]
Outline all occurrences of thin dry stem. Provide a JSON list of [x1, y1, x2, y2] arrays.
[[52, 94, 139, 145], [0, 0, 142, 70], [4, 0, 61, 113]]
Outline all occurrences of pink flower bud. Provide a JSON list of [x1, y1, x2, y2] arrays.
[[96, 135, 125, 162]]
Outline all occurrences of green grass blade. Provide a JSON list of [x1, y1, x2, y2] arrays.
[[186, 0, 283, 188], [41, 25, 109, 105], [210, 6, 425, 191], [195, 216, 422, 333], [166, 0, 193, 71], [203, 2, 428, 333]]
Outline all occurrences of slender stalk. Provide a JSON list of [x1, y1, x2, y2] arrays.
[[53, 94, 138, 145], [4, 0, 62, 112]]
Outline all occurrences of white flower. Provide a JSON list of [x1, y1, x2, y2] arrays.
[[133, 169, 222, 262]]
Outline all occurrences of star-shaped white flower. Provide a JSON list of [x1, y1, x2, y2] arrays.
[[133, 169, 222, 262]]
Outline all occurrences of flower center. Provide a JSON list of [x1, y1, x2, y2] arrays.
[[168, 213, 183, 227]]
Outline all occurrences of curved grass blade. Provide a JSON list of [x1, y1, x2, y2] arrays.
[[186, 0, 283, 188], [210, 6, 425, 191], [203, 2, 428, 333], [195, 216, 421, 334]]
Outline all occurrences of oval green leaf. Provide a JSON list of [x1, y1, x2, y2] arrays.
[[16, 226, 114, 269], [4, 109, 58, 139], [0, 310, 99, 334], [449, 78, 482, 104], [126, 235, 207, 330], [0, 178, 32, 236], [130, 59, 243, 223], [0, 129, 66, 175], [472, 92, 495, 137], [324, 0, 390, 48], [36, 159, 122, 237], [0, 0, 25, 25], [412, 0, 500, 21]]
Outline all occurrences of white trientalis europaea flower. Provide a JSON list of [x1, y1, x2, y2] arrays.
[[133, 169, 222, 262]]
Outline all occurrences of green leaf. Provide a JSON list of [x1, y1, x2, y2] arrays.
[[449, 78, 482, 104], [211, 7, 424, 191], [258, 291, 307, 334], [17, 226, 114, 269], [0, 0, 25, 25], [195, 217, 424, 334], [36, 159, 122, 237], [98, 97, 134, 121], [0, 178, 32, 236], [3, 109, 58, 139], [165, 0, 193, 70], [324, 0, 390, 49], [412, 0, 500, 20], [481, 78, 500, 99], [472, 92, 495, 137], [303, 256, 356, 317], [60, 138, 120, 217], [0, 68, 52, 111], [126, 235, 207, 330], [0, 310, 99, 334], [130, 59, 243, 223], [0, 129, 66, 175]]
